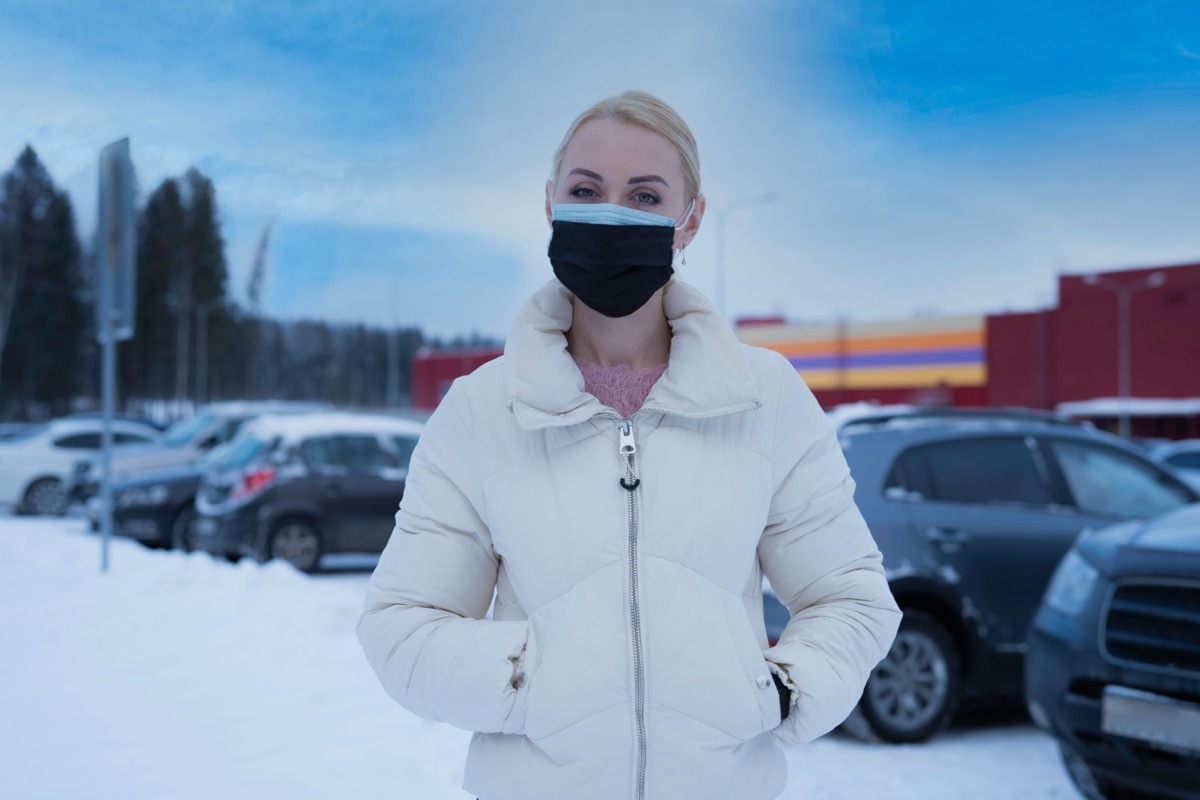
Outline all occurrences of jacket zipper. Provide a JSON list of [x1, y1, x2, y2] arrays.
[[617, 417, 647, 800], [599, 401, 760, 800]]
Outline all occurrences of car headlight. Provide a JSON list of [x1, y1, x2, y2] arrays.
[[1043, 550, 1100, 617], [116, 484, 170, 508]]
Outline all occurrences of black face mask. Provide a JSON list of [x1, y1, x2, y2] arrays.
[[548, 221, 675, 318]]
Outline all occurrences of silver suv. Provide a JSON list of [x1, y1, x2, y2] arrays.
[[795, 414, 1197, 743]]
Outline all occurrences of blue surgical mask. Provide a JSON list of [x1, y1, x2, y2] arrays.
[[551, 201, 694, 230]]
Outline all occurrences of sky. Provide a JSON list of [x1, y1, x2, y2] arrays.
[[1, 0, 1198, 339]]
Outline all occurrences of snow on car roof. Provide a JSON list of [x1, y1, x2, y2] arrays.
[[197, 400, 335, 416], [1057, 396, 1200, 417], [44, 417, 159, 434], [825, 402, 917, 430], [237, 412, 425, 444]]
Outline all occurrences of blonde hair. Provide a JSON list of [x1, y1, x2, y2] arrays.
[[551, 90, 701, 202]]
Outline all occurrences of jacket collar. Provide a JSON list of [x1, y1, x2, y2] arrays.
[[505, 279, 762, 431]]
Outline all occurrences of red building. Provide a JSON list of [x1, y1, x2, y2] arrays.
[[410, 347, 502, 410], [989, 262, 1200, 438]]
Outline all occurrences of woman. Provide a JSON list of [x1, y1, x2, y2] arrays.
[[358, 91, 901, 800]]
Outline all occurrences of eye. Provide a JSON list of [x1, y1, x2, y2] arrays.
[[632, 191, 659, 205], [569, 186, 598, 199]]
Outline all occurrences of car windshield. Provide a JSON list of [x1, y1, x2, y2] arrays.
[[197, 440, 237, 468], [1050, 439, 1192, 517], [160, 413, 218, 447]]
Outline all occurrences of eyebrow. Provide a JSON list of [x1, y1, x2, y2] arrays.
[[628, 174, 669, 187], [566, 168, 670, 188]]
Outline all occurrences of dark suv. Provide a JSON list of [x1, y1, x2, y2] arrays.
[[772, 415, 1198, 744], [1026, 504, 1200, 800], [193, 412, 423, 572]]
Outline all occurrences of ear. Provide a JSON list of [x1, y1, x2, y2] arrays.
[[544, 180, 554, 228], [674, 194, 706, 250]]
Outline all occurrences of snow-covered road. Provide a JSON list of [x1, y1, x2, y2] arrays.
[[0, 518, 1079, 799]]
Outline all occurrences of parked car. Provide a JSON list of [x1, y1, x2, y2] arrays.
[[0, 417, 161, 515], [1026, 503, 1200, 800], [193, 412, 423, 572], [86, 441, 238, 552], [68, 400, 332, 504], [1150, 439, 1200, 492], [762, 415, 1198, 744]]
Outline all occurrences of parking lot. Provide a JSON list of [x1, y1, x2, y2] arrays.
[[0, 515, 1079, 800]]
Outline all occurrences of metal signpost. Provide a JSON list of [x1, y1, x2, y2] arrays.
[[96, 139, 136, 572]]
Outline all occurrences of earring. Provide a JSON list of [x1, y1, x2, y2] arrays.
[[681, 246, 687, 266]]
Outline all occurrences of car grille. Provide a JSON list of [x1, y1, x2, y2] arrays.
[[1103, 581, 1200, 676]]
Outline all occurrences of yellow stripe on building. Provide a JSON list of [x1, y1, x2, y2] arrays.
[[799, 364, 988, 391]]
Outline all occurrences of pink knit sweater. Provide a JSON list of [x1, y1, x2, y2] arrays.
[[574, 359, 667, 419]]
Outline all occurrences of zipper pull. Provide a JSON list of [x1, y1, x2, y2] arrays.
[[619, 419, 637, 459], [619, 420, 640, 491]]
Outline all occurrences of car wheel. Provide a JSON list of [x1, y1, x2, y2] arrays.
[[170, 506, 198, 552], [22, 477, 68, 516], [845, 610, 962, 744], [1060, 742, 1140, 800], [268, 519, 322, 573]]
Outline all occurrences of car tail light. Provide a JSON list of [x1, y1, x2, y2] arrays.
[[231, 467, 276, 501]]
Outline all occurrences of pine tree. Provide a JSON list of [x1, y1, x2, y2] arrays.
[[182, 169, 229, 404], [0, 146, 87, 418], [123, 178, 186, 401]]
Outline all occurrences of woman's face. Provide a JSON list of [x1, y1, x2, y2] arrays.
[[546, 118, 704, 251]]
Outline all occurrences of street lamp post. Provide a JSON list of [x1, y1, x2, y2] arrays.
[[1083, 272, 1167, 438], [714, 192, 776, 320]]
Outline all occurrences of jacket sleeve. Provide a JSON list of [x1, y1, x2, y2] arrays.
[[757, 360, 901, 744], [356, 379, 533, 734]]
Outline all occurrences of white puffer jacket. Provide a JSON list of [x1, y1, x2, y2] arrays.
[[358, 279, 901, 800]]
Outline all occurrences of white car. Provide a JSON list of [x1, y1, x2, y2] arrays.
[[0, 418, 161, 515]]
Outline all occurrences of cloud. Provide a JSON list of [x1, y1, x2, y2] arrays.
[[2, 0, 1199, 339]]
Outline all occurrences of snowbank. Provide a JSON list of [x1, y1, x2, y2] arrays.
[[0, 518, 1076, 799]]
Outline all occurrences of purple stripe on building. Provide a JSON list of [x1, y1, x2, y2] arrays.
[[788, 347, 984, 371]]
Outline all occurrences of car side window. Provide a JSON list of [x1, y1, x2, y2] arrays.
[[885, 448, 933, 498], [299, 437, 338, 467], [1166, 452, 1200, 470], [390, 435, 419, 471], [54, 433, 102, 449], [1049, 440, 1190, 517], [330, 435, 393, 470], [114, 432, 154, 444], [920, 437, 1053, 506]]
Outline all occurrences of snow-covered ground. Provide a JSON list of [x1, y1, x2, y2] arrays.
[[0, 517, 1080, 800]]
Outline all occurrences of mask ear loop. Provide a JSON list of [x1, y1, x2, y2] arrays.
[[673, 198, 696, 230], [674, 198, 696, 266]]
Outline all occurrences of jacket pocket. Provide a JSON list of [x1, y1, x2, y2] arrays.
[[720, 593, 783, 735], [520, 576, 630, 748], [645, 575, 779, 742]]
